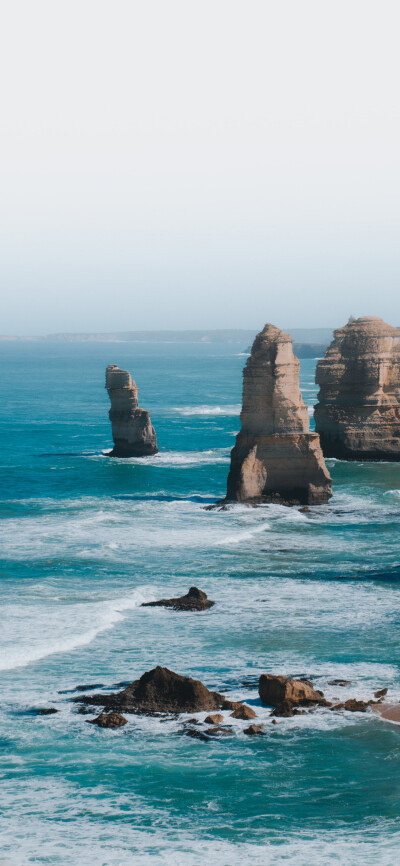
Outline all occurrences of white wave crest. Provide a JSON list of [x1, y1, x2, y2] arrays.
[[171, 405, 241, 416], [0, 587, 149, 672]]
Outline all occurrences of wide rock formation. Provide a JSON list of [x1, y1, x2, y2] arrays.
[[75, 666, 223, 715], [141, 586, 214, 612], [314, 317, 400, 460], [105, 364, 158, 457], [226, 324, 332, 504]]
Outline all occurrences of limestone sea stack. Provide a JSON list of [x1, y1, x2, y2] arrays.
[[314, 317, 400, 460], [106, 364, 158, 457], [226, 324, 332, 505]]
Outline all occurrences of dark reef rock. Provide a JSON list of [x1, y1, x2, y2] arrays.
[[106, 364, 158, 457], [37, 707, 58, 715], [225, 324, 332, 505], [243, 724, 265, 735], [88, 712, 128, 728], [328, 679, 352, 687], [315, 317, 400, 460], [141, 587, 214, 611], [374, 688, 388, 699], [330, 699, 372, 713], [184, 728, 210, 741], [204, 726, 233, 737], [76, 666, 223, 716]]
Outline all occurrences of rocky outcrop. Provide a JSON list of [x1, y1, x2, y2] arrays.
[[88, 712, 128, 728], [105, 364, 158, 457], [76, 666, 223, 715], [141, 587, 214, 611], [243, 724, 265, 735], [230, 705, 256, 720], [314, 317, 400, 460], [226, 324, 332, 504], [259, 674, 324, 706]]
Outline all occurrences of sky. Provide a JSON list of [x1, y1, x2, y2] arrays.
[[1, 0, 400, 334]]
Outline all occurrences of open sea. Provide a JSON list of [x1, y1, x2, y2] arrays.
[[1, 339, 400, 865]]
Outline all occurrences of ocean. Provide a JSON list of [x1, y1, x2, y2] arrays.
[[1, 340, 400, 865]]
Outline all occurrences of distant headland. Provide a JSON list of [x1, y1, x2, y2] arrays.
[[0, 328, 333, 357]]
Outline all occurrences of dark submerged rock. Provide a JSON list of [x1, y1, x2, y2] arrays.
[[37, 707, 58, 715], [328, 679, 352, 686], [204, 726, 233, 737], [184, 728, 210, 741], [141, 587, 214, 612]]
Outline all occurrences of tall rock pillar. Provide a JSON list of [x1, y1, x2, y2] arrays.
[[226, 324, 332, 504], [106, 365, 158, 457], [315, 317, 400, 460]]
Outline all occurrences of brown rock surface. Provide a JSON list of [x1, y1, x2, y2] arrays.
[[221, 699, 243, 711], [77, 666, 223, 715], [141, 586, 214, 611], [106, 364, 158, 457], [371, 702, 400, 723], [374, 688, 388, 699], [204, 726, 233, 737], [315, 317, 400, 460], [88, 712, 128, 728], [226, 324, 332, 504], [204, 714, 224, 725], [230, 705, 257, 720], [259, 674, 324, 706], [243, 724, 265, 735]]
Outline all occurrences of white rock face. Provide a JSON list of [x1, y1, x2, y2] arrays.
[[106, 365, 158, 457], [226, 325, 332, 505]]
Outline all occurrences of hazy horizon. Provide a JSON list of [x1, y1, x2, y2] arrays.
[[1, 0, 400, 333]]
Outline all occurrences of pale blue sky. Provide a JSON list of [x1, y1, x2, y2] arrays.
[[1, 0, 400, 333]]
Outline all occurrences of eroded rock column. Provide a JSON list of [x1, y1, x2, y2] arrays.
[[106, 364, 158, 457], [226, 324, 332, 504]]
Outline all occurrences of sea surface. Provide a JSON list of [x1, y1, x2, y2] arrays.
[[1, 340, 400, 865]]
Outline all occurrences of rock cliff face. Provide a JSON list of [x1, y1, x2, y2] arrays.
[[314, 317, 400, 460], [226, 324, 332, 504], [106, 365, 158, 457]]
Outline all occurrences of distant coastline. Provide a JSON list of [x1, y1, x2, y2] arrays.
[[0, 327, 333, 357]]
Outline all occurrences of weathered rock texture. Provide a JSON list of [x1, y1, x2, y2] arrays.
[[315, 317, 400, 460], [106, 364, 158, 457], [141, 587, 214, 611], [258, 674, 323, 706], [75, 666, 223, 715], [226, 324, 332, 504]]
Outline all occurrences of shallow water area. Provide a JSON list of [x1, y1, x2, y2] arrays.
[[1, 341, 400, 864]]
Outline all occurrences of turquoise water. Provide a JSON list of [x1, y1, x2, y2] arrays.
[[1, 341, 400, 865]]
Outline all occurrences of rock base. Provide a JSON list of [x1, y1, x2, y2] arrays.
[[226, 433, 332, 505]]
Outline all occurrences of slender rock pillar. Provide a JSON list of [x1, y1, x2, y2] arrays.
[[226, 324, 332, 504], [315, 316, 400, 460], [106, 365, 158, 457]]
